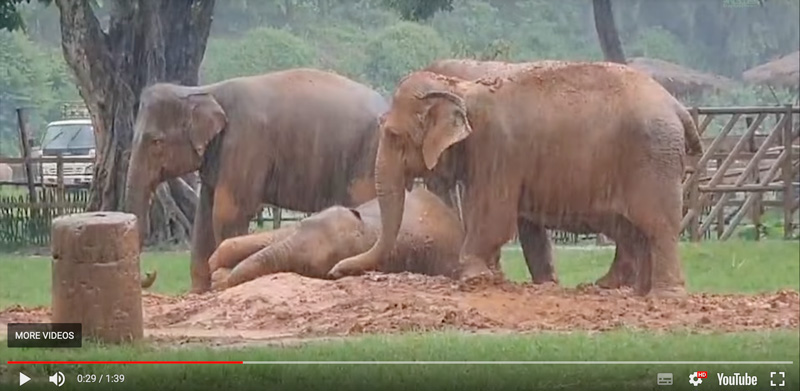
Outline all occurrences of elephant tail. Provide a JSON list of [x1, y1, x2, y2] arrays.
[[676, 105, 704, 158], [141, 270, 157, 289]]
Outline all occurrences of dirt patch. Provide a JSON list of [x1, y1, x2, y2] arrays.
[[2, 273, 798, 343]]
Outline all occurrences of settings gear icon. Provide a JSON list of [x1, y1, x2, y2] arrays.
[[689, 372, 703, 386]]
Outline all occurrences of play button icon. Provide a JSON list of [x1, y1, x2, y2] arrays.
[[19, 372, 30, 386]]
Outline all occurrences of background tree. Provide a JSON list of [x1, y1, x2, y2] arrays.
[[0, 0, 797, 245], [592, 0, 625, 63]]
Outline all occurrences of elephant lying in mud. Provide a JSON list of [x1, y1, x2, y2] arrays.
[[329, 61, 703, 297], [208, 187, 474, 290], [421, 59, 704, 289], [124, 68, 388, 293]]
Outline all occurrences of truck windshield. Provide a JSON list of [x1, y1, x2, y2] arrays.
[[41, 124, 95, 155]]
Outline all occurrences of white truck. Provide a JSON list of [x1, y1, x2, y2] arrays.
[[35, 104, 95, 186]]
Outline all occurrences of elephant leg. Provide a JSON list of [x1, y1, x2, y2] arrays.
[[208, 226, 297, 272], [458, 184, 519, 282], [211, 184, 252, 247], [595, 240, 639, 289], [517, 217, 557, 284], [627, 178, 686, 297], [220, 236, 296, 289], [189, 184, 216, 293]]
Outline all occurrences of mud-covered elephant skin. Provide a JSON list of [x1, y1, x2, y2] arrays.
[[420, 59, 704, 289], [329, 61, 701, 297], [208, 187, 468, 290], [124, 68, 388, 293]]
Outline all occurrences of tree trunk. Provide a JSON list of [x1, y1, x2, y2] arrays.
[[592, 0, 626, 64], [54, 0, 215, 244]]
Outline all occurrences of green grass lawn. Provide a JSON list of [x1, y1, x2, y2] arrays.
[[2, 240, 798, 307], [1, 240, 798, 390]]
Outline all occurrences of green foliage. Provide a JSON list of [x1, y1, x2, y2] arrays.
[[297, 24, 370, 79], [0, 30, 77, 156], [626, 26, 687, 64], [363, 21, 449, 93], [382, 0, 453, 21], [201, 27, 318, 83]]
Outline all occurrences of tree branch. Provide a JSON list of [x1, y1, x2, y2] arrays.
[[54, 0, 113, 112], [161, 0, 216, 85], [592, 0, 626, 64]]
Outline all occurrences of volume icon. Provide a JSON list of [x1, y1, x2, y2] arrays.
[[48, 372, 65, 387]]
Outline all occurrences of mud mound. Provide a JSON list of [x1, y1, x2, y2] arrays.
[[144, 272, 800, 337], [3, 273, 798, 342]]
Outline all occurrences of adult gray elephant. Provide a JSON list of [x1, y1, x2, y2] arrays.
[[328, 61, 701, 297], [420, 59, 703, 288], [124, 68, 388, 293]]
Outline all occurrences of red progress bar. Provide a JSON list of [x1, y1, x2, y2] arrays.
[[8, 361, 243, 364]]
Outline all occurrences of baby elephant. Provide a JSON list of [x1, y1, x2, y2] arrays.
[[209, 187, 472, 290]]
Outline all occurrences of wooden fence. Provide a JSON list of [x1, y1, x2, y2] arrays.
[[681, 105, 799, 241], [1, 105, 798, 248]]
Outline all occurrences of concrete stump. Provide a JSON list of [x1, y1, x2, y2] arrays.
[[51, 212, 143, 343]]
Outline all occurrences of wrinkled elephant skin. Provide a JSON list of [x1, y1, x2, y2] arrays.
[[330, 61, 701, 297], [209, 187, 464, 289], [124, 68, 388, 293], [420, 59, 704, 289]]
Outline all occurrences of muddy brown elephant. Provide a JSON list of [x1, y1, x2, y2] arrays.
[[420, 59, 703, 288], [328, 61, 702, 297], [124, 68, 388, 293], [208, 187, 469, 290]]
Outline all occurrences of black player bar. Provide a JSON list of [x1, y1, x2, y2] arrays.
[[7, 323, 82, 348]]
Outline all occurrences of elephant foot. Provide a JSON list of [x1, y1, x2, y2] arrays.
[[210, 268, 232, 291], [189, 281, 211, 294], [644, 285, 687, 298], [459, 260, 493, 285], [532, 273, 558, 285], [328, 258, 368, 279], [595, 272, 626, 289]]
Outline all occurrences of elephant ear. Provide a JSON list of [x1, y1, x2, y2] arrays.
[[419, 91, 473, 171], [186, 93, 227, 157]]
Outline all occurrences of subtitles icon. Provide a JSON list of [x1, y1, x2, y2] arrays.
[[657, 373, 673, 385], [689, 371, 707, 386]]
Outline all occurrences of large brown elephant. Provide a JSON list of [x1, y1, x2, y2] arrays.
[[328, 61, 702, 297], [124, 68, 388, 293], [420, 59, 703, 288], [208, 187, 467, 290]]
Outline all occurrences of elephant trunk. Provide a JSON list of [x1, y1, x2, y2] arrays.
[[332, 134, 406, 276], [225, 236, 295, 287], [123, 149, 155, 246]]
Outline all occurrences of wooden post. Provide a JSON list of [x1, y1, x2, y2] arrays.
[[56, 153, 65, 217], [256, 206, 264, 228], [713, 157, 724, 239], [750, 167, 762, 241], [783, 104, 795, 239], [272, 206, 283, 229], [51, 212, 143, 343], [15, 108, 38, 211]]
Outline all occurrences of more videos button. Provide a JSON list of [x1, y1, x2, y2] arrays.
[[7, 323, 82, 348]]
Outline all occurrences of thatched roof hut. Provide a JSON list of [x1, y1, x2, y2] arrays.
[[627, 57, 736, 97], [742, 51, 800, 90]]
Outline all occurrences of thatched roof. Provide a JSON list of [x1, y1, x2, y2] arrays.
[[627, 57, 736, 97], [742, 51, 800, 90]]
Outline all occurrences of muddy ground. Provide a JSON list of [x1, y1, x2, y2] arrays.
[[1, 272, 798, 345]]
